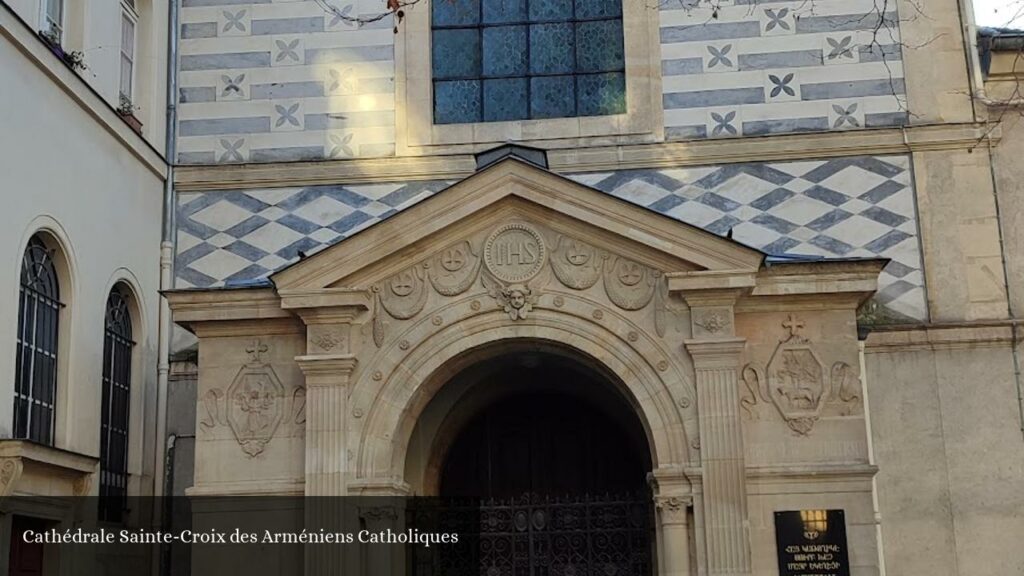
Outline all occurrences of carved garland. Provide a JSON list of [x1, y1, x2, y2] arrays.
[[371, 223, 670, 344]]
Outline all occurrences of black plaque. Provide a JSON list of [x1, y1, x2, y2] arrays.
[[774, 509, 850, 576]]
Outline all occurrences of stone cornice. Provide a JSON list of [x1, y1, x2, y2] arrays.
[[173, 123, 997, 192], [165, 287, 294, 332], [864, 322, 1017, 352]]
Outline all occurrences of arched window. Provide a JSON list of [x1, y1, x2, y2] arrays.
[[100, 287, 133, 523], [431, 0, 626, 124], [14, 235, 63, 445]]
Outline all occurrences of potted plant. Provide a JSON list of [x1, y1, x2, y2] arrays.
[[117, 94, 143, 134], [37, 29, 87, 73]]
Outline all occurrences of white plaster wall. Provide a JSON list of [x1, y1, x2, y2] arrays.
[[0, 28, 164, 490], [4, 0, 170, 151]]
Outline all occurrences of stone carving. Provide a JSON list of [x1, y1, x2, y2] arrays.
[[829, 361, 862, 414], [379, 266, 429, 320], [226, 339, 285, 456], [312, 332, 341, 351], [694, 309, 731, 335], [293, 386, 306, 425], [483, 274, 537, 320], [368, 223, 673, 341], [550, 235, 602, 289], [654, 495, 692, 523], [740, 315, 862, 434], [0, 458, 23, 498], [484, 222, 547, 283], [73, 474, 92, 496], [604, 256, 657, 310], [200, 388, 226, 429], [429, 241, 481, 296]]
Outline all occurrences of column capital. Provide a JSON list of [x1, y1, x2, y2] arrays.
[[296, 354, 358, 387], [684, 338, 746, 369], [654, 495, 693, 525]]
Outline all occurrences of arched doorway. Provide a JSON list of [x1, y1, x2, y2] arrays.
[[407, 344, 655, 576]]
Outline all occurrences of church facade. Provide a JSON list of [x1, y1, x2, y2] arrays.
[[165, 0, 1024, 574], [2, 0, 1024, 573]]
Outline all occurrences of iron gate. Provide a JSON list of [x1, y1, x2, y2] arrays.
[[410, 493, 654, 576]]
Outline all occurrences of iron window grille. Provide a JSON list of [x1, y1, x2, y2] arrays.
[[100, 289, 133, 523], [13, 236, 62, 446]]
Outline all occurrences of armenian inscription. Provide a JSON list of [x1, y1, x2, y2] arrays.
[[774, 509, 850, 576]]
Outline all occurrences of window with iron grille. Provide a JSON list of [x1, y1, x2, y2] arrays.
[[431, 0, 626, 124], [14, 236, 62, 445], [100, 288, 133, 523]]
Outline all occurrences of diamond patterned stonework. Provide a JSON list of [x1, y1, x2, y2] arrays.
[[176, 155, 924, 319]]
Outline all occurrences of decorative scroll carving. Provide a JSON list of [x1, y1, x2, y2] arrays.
[[482, 273, 537, 321], [372, 294, 385, 348], [293, 386, 307, 425], [200, 388, 226, 429], [0, 458, 23, 498], [550, 235, 602, 289], [653, 279, 668, 338], [829, 361, 862, 415], [429, 241, 481, 296], [604, 256, 657, 310], [379, 266, 429, 320], [227, 339, 285, 457], [740, 365, 767, 421], [73, 474, 92, 496], [741, 315, 863, 435]]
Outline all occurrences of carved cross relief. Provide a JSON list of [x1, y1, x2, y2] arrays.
[[740, 314, 862, 435], [199, 338, 306, 457]]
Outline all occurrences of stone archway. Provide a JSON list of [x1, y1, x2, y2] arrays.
[[349, 307, 695, 490], [403, 339, 653, 497]]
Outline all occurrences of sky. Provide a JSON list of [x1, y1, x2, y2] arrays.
[[974, 0, 1024, 28]]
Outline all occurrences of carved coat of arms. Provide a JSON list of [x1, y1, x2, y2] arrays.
[[741, 315, 861, 435], [226, 340, 285, 456]]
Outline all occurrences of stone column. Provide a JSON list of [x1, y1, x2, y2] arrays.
[[656, 496, 693, 576], [684, 296, 751, 576], [649, 468, 693, 576]]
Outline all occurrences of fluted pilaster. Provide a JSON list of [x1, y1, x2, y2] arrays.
[[686, 337, 751, 576]]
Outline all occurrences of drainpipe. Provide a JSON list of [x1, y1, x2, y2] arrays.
[[858, 341, 886, 576], [155, 0, 179, 501], [958, 0, 1024, 108]]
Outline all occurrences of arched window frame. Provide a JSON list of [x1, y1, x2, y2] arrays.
[[99, 285, 135, 523], [13, 235, 65, 446]]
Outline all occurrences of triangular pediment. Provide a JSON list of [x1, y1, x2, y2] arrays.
[[270, 158, 764, 292]]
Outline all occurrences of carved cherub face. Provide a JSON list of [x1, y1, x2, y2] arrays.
[[509, 290, 526, 309]]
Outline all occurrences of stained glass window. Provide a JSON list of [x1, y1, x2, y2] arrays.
[[432, 0, 626, 124]]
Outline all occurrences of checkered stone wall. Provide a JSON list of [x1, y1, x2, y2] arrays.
[[660, 0, 907, 139], [176, 0, 396, 165], [175, 155, 925, 319]]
